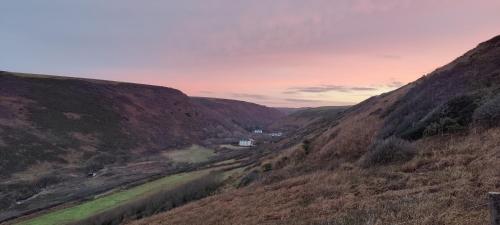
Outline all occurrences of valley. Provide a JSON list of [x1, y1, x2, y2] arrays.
[[0, 72, 286, 224], [2, 35, 500, 225], [3, 1, 500, 224], [125, 35, 500, 225]]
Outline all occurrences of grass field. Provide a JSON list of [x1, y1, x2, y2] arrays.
[[163, 145, 216, 163], [17, 170, 210, 225]]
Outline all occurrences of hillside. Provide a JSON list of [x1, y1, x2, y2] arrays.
[[129, 36, 500, 225], [192, 97, 284, 133], [0, 72, 284, 221], [0, 72, 283, 177], [269, 106, 349, 132]]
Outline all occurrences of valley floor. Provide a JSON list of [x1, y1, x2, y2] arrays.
[[2, 144, 258, 225]]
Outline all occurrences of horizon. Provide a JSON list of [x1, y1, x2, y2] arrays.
[[2, 1, 500, 107]]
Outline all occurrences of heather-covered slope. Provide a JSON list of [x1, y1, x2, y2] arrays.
[[380, 35, 500, 140], [0, 72, 283, 177], [129, 35, 500, 225], [0, 72, 202, 177]]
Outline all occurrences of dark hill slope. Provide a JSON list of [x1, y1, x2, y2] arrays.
[[269, 106, 349, 132], [380, 36, 500, 140], [0, 72, 283, 177], [129, 35, 500, 225], [192, 97, 284, 133]]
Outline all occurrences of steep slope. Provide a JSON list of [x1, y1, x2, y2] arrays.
[[129, 35, 500, 225], [379, 35, 500, 140], [0, 72, 283, 177], [0, 72, 201, 177]]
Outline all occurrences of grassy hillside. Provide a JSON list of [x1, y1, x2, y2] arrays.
[[127, 35, 500, 225]]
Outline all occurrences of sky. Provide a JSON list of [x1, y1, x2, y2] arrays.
[[2, 0, 500, 107]]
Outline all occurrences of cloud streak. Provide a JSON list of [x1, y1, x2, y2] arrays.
[[231, 93, 270, 100], [285, 85, 379, 94], [284, 98, 354, 105]]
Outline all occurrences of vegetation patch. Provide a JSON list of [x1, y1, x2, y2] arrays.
[[389, 95, 479, 140], [0, 126, 65, 176], [362, 137, 416, 167], [237, 170, 260, 187], [473, 94, 500, 128]]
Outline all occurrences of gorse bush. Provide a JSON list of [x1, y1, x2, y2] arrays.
[[237, 170, 259, 187], [422, 117, 464, 137], [380, 93, 478, 140], [261, 163, 272, 172], [473, 94, 500, 128], [302, 139, 311, 155], [362, 137, 416, 167]]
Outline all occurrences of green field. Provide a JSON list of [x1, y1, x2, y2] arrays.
[[17, 170, 209, 225], [164, 145, 216, 163]]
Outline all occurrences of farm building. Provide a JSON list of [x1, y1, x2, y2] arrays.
[[269, 132, 283, 137], [253, 129, 263, 134], [239, 139, 255, 147]]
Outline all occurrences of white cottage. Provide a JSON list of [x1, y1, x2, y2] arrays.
[[253, 129, 263, 134], [239, 138, 255, 147], [270, 132, 283, 137]]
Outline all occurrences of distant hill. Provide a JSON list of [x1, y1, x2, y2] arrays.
[[192, 97, 284, 132], [128, 36, 500, 225], [0, 72, 284, 178], [273, 107, 308, 115], [269, 106, 348, 134]]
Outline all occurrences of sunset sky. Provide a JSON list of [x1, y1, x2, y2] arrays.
[[2, 0, 500, 107]]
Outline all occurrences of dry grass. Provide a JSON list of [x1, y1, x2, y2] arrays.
[[129, 128, 500, 225]]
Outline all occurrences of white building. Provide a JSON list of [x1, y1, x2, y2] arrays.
[[239, 138, 255, 147], [253, 129, 263, 134], [270, 132, 283, 137]]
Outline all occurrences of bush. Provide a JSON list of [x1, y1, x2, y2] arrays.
[[422, 117, 464, 137], [381, 94, 478, 140], [237, 171, 260, 187], [261, 163, 272, 172], [362, 137, 416, 167], [473, 95, 500, 128], [302, 139, 311, 155]]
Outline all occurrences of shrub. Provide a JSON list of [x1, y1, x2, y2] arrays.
[[84, 153, 116, 172], [422, 117, 464, 137], [237, 171, 260, 187], [473, 95, 500, 128], [261, 163, 272, 172], [362, 137, 416, 167], [381, 94, 478, 140], [302, 139, 311, 155]]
